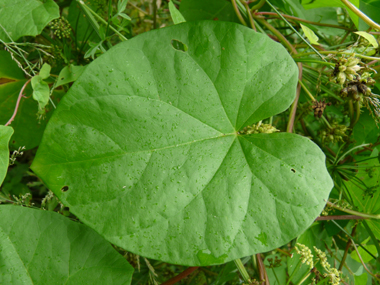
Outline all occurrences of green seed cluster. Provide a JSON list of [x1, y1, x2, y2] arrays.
[[320, 122, 348, 144], [239, 123, 279, 135], [49, 17, 71, 39], [294, 243, 314, 269]]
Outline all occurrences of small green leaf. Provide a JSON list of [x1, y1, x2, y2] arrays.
[[0, 205, 133, 284], [39, 63, 51, 80], [0, 125, 13, 186], [117, 0, 129, 14], [31, 75, 50, 113], [56, 65, 87, 88], [169, 0, 186, 24], [0, 0, 59, 41], [354, 31, 379, 48], [118, 13, 131, 21], [0, 51, 64, 150], [300, 24, 320, 45]]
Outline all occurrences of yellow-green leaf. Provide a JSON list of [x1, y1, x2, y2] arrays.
[[354, 31, 379, 48], [300, 24, 320, 45]]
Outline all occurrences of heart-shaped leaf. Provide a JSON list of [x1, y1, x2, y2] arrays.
[[0, 125, 13, 186], [32, 21, 333, 266], [0, 205, 133, 284], [0, 0, 59, 41]]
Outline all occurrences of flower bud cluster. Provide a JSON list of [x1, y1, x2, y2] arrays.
[[332, 57, 362, 86], [294, 243, 314, 269], [314, 247, 342, 285], [320, 122, 348, 144], [9, 146, 25, 165], [49, 17, 71, 39], [239, 123, 279, 135]]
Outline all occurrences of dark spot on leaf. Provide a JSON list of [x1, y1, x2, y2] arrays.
[[291, 168, 296, 173], [12, 140, 15, 144], [61, 186, 69, 192], [171, 39, 188, 52]]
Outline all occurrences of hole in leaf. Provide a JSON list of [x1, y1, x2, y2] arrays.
[[171, 39, 188, 52], [291, 168, 296, 173], [61, 186, 69, 192]]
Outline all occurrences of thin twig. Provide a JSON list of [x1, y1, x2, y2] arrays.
[[316, 215, 367, 221], [256, 12, 354, 31], [341, 0, 380, 31], [339, 224, 357, 271], [5, 79, 32, 126]]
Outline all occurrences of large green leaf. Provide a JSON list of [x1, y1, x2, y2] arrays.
[[353, 109, 379, 145], [0, 205, 133, 284], [0, 125, 13, 186], [0, 51, 64, 150], [0, 0, 59, 41], [359, 0, 380, 30], [302, 0, 360, 29], [180, 0, 239, 22], [32, 21, 333, 266], [347, 155, 380, 239]]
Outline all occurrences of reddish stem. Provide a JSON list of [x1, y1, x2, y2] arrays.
[[161, 267, 199, 285], [256, 12, 354, 31], [316, 215, 367, 221], [5, 78, 31, 126]]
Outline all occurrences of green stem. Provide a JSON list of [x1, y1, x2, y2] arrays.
[[350, 101, 361, 128], [335, 143, 370, 164], [321, 115, 332, 129], [286, 259, 303, 285], [298, 79, 316, 101], [153, 0, 157, 29], [234, 259, 251, 283], [263, 1, 327, 61], [327, 201, 380, 219], [231, 0, 248, 26], [315, 278, 329, 285], [271, 267, 280, 284], [243, 1, 256, 31], [297, 271, 311, 285], [251, 0, 266, 11], [340, 0, 380, 31], [348, 99, 354, 124], [78, 0, 127, 41], [293, 50, 380, 61], [363, 221, 380, 263], [294, 58, 336, 67], [255, 18, 296, 54]]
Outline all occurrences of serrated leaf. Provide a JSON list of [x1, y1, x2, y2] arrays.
[[300, 24, 320, 45], [0, 205, 133, 284], [0, 125, 13, 186], [354, 31, 379, 48], [56, 65, 87, 88], [32, 21, 333, 266], [169, 0, 186, 24], [0, 0, 59, 41]]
